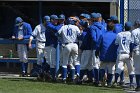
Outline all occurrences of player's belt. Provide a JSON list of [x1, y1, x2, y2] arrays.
[[37, 40, 46, 43], [64, 42, 77, 45], [119, 51, 128, 54]]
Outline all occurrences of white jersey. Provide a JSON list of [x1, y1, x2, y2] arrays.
[[58, 24, 81, 44], [131, 28, 140, 52], [115, 31, 132, 54], [31, 24, 46, 48]]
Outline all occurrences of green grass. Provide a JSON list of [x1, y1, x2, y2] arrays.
[[0, 78, 125, 93]]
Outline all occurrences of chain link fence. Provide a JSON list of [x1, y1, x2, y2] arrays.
[[125, 0, 140, 24]]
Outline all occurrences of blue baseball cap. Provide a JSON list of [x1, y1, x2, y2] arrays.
[[15, 17, 23, 24], [59, 14, 65, 20], [80, 13, 86, 18], [66, 18, 75, 25], [110, 15, 118, 21], [85, 14, 91, 19], [91, 13, 99, 18], [97, 13, 102, 18], [125, 21, 132, 28], [50, 15, 58, 20], [44, 16, 50, 22]]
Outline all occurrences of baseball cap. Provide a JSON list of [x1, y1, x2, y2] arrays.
[[15, 17, 23, 25], [43, 16, 50, 22], [125, 21, 132, 28], [80, 13, 86, 18], [85, 14, 91, 19], [97, 13, 102, 18], [110, 15, 118, 21], [91, 13, 99, 18], [59, 14, 65, 20], [66, 18, 75, 25], [50, 15, 58, 20]]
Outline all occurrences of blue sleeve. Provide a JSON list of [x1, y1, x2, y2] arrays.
[[23, 24, 32, 39], [90, 26, 96, 44], [47, 22, 63, 32], [130, 43, 137, 53]]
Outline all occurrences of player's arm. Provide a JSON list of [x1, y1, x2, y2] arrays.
[[57, 25, 64, 36], [23, 24, 32, 39], [47, 22, 63, 32], [115, 34, 120, 46], [89, 27, 96, 44], [28, 26, 38, 48], [95, 36, 103, 57]]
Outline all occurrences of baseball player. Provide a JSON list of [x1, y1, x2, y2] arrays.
[[79, 20, 93, 83], [110, 15, 123, 34], [96, 22, 117, 87], [45, 15, 63, 81], [12, 17, 32, 77], [114, 22, 135, 89], [57, 18, 81, 83], [89, 13, 104, 85], [131, 19, 140, 91], [110, 15, 124, 85], [29, 16, 50, 77]]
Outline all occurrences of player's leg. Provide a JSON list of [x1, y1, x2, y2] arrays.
[[114, 54, 124, 86], [99, 62, 106, 86], [87, 50, 94, 83], [80, 50, 90, 82], [126, 56, 135, 89], [49, 46, 57, 81], [62, 44, 71, 82], [18, 44, 28, 77], [72, 43, 79, 81], [119, 65, 125, 85], [134, 55, 140, 91], [93, 50, 100, 85], [74, 49, 80, 77], [36, 48, 45, 78], [107, 62, 115, 87]]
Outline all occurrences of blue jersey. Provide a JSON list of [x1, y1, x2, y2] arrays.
[[13, 22, 32, 39], [89, 22, 104, 50], [45, 22, 62, 48], [101, 20, 107, 34], [80, 27, 92, 50], [99, 31, 118, 62], [113, 23, 123, 34]]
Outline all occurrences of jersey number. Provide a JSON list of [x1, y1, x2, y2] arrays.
[[67, 28, 72, 36], [122, 37, 126, 45]]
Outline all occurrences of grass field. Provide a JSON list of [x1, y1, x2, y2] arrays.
[[0, 78, 125, 93]]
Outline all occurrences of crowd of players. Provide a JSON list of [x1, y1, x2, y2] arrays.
[[12, 12, 140, 91]]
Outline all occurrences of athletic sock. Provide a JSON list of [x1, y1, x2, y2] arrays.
[[136, 75, 140, 87], [99, 69, 105, 82], [94, 69, 99, 83], [114, 73, 120, 83], [129, 74, 134, 85], [120, 70, 124, 82], [62, 67, 67, 80], [50, 68, 56, 80], [107, 74, 113, 85], [75, 65, 80, 76]]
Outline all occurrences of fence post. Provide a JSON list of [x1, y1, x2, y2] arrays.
[[56, 42, 60, 77], [120, 0, 124, 26]]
